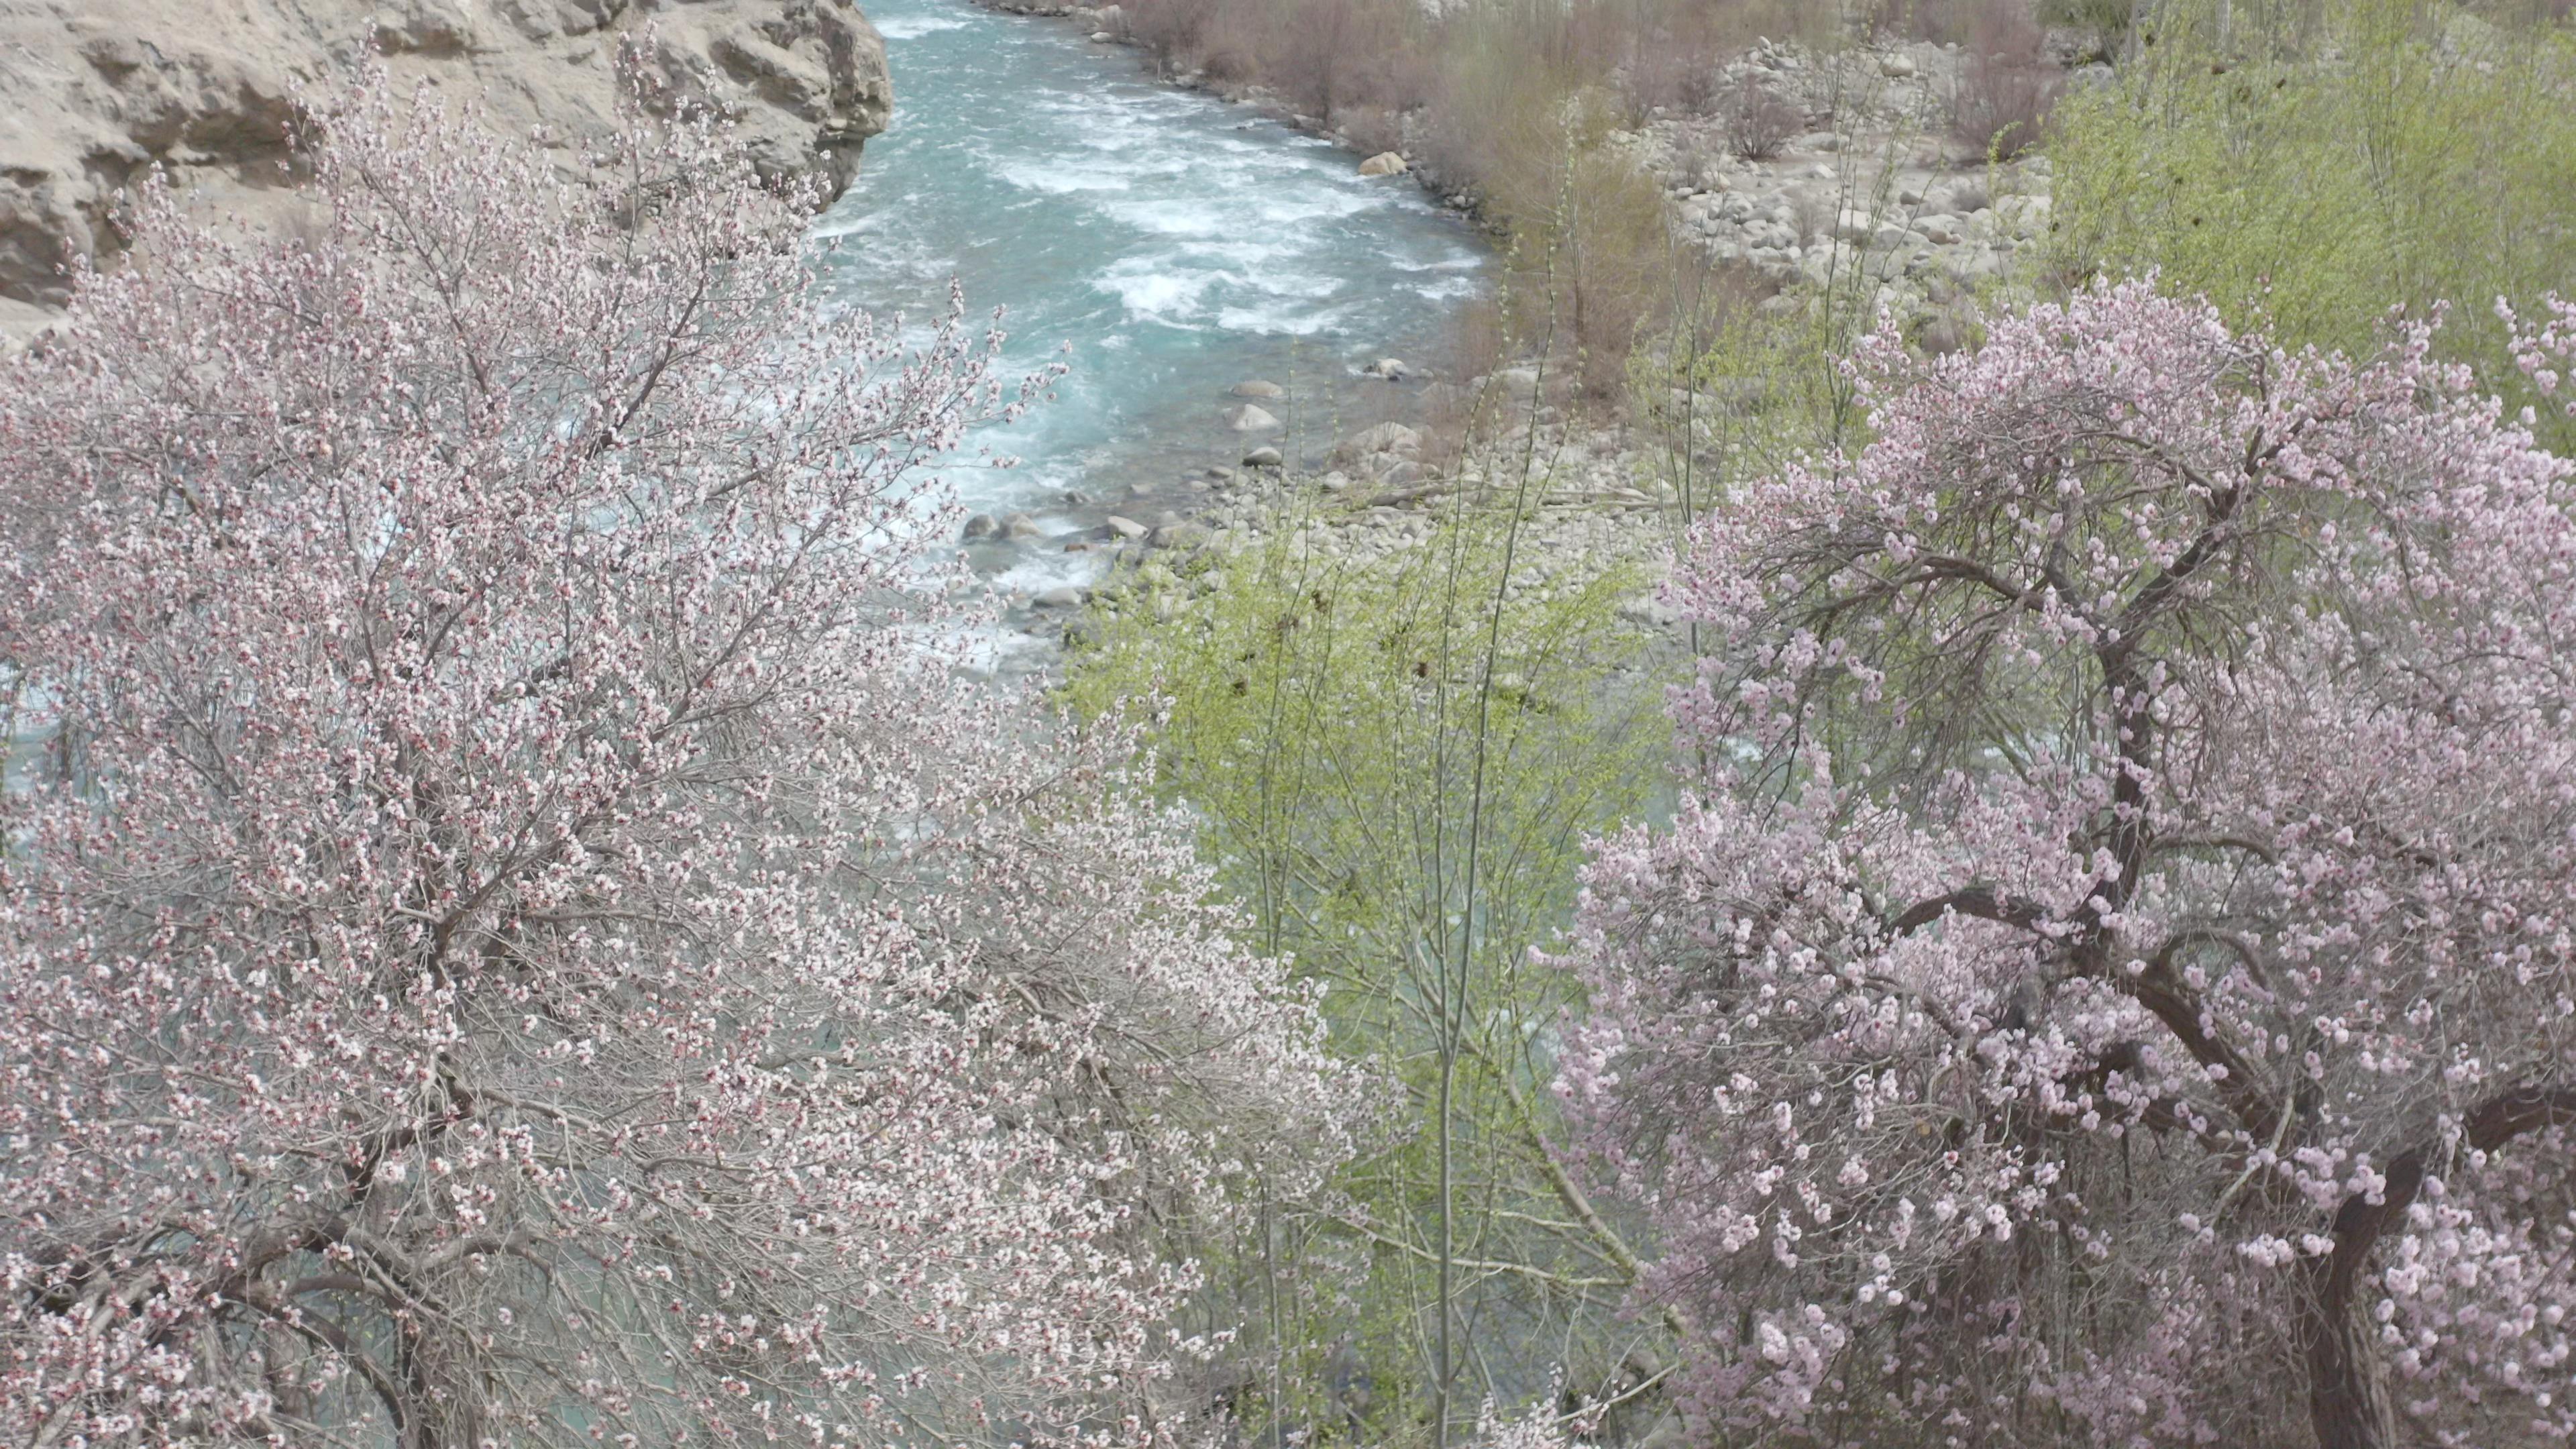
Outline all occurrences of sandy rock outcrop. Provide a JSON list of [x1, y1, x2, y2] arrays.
[[0, 0, 891, 325]]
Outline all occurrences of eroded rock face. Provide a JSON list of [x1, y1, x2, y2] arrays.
[[0, 0, 890, 320]]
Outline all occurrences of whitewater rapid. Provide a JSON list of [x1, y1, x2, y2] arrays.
[[811, 0, 1488, 610]]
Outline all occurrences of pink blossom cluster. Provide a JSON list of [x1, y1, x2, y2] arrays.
[[0, 80, 1354, 1446], [2502, 293, 2576, 419], [1560, 280, 2576, 1447]]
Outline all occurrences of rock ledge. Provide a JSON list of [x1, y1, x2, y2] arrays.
[[0, 0, 892, 323]]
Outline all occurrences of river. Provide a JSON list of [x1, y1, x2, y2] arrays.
[[810, 0, 1489, 633]]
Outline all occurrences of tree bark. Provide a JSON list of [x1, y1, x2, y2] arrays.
[[2302, 1277, 2400, 1449]]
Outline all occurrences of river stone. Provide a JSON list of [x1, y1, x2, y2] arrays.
[[961, 513, 999, 541], [1032, 586, 1085, 608], [1344, 421, 1421, 456], [1231, 404, 1283, 432], [1001, 511, 1041, 539], [1364, 358, 1409, 380], [1150, 521, 1213, 551], [1232, 379, 1286, 398], [1880, 52, 1917, 77], [1358, 151, 1409, 178], [1106, 515, 1149, 540], [1243, 445, 1285, 468]]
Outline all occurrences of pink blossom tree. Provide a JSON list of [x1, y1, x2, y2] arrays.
[[0, 81, 1352, 1447], [1559, 281, 2576, 1449]]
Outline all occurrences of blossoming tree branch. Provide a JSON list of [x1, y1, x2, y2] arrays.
[[1561, 282, 2576, 1449], [0, 79, 1353, 1448]]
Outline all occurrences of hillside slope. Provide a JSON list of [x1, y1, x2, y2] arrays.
[[0, 0, 890, 333]]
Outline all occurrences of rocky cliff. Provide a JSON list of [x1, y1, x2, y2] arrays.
[[0, 0, 890, 333]]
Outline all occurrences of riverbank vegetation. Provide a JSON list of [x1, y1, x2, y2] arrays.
[[6, 1, 2576, 1446], [1065, 472, 1668, 1444], [1070, 0, 2576, 1446]]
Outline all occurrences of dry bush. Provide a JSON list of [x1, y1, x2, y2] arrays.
[[1870, 0, 2000, 44], [1719, 70, 1803, 158], [1333, 101, 1405, 155], [1508, 142, 1677, 402], [1950, 0, 2062, 158], [1269, 0, 1422, 119], [1672, 131, 1729, 188], [1417, 7, 1584, 202], [1126, 0, 1220, 67]]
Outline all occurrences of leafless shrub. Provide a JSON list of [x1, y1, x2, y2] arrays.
[[1950, 0, 2063, 158], [1334, 101, 1405, 156], [1720, 71, 1803, 159]]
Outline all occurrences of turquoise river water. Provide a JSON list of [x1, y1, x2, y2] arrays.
[[810, 0, 1489, 614]]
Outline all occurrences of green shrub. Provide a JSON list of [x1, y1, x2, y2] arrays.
[[2047, 0, 2576, 428], [1062, 497, 1672, 1441]]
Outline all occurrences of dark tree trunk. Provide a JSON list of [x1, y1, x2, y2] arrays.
[[2294, 1089, 2576, 1449], [2302, 1278, 2400, 1449], [2301, 1143, 2423, 1449]]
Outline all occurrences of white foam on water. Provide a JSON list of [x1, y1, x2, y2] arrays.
[[1218, 301, 1355, 337], [1095, 261, 1226, 327], [810, 0, 1488, 611], [1410, 275, 1483, 303], [995, 157, 1134, 196], [873, 14, 969, 38]]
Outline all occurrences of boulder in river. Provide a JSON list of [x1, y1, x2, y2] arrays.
[[1232, 379, 1287, 398], [1243, 445, 1285, 468], [1358, 152, 1409, 178], [961, 513, 999, 541], [1106, 515, 1150, 540], [1231, 404, 1283, 432], [1150, 521, 1213, 552], [1363, 358, 1409, 380], [1032, 586, 1085, 608], [1001, 511, 1042, 539]]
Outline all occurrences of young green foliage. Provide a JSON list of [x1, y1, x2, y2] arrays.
[[2049, 0, 2576, 427], [1063, 497, 1672, 1444]]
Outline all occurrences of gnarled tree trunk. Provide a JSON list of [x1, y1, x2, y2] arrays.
[[2302, 1276, 2399, 1449]]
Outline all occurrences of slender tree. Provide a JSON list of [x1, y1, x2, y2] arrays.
[[0, 79, 1352, 1448], [1562, 280, 2576, 1448]]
